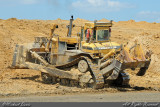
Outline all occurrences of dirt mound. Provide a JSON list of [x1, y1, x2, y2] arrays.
[[0, 18, 160, 96], [98, 18, 110, 22], [6, 18, 18, 21], [127, 20, 136, 23], [75, 18, 89, 22]]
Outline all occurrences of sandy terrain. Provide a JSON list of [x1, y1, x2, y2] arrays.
[[0, 18, 160, 97]]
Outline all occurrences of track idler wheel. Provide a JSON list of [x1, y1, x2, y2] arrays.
[[78, 60, 89, 73]]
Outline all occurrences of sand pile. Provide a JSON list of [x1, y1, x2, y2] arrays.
[[98, 18, 110, 22]]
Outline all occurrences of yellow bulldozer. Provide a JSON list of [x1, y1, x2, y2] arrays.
[[11, 16, 151, 89]]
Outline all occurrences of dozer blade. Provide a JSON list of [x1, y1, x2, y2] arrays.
[[117, 43, 151, 76], [12, 44, 27, 69], [12, 44, 19, 68]]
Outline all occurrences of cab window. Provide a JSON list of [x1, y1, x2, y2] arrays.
[[97, 30, 109, 41]]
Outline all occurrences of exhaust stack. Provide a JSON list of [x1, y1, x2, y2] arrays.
[[67, 15, 74, 37]]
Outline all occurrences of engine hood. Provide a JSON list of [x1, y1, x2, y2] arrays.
[[81, 42, 121, 55]]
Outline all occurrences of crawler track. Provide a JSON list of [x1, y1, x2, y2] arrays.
[[41, 56, 130, 89]]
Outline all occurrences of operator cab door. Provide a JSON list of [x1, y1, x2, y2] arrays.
[[82, 28, 96, 42]]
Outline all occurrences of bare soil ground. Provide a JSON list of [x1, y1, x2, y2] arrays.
[[0, 18, 160, 97]]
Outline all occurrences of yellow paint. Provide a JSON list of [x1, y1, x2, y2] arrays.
[[45, 23, 58, 52], [59, 37, 80, 44], [81, 42, 120, 56], [134, 44, 146, 60]]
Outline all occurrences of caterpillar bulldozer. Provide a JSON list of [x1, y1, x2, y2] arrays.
[[11, 16, 151, 89]]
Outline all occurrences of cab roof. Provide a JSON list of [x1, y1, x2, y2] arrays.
[[84, 21, 112, 29]]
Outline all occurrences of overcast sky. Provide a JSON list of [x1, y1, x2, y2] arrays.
[[0, 0, 160, 22]]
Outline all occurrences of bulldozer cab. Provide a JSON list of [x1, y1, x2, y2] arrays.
[[81, 21, 112, 43], [80, 20, 116, 56]]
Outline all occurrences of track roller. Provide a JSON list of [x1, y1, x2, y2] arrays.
[[78, 59, 89, 73]]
